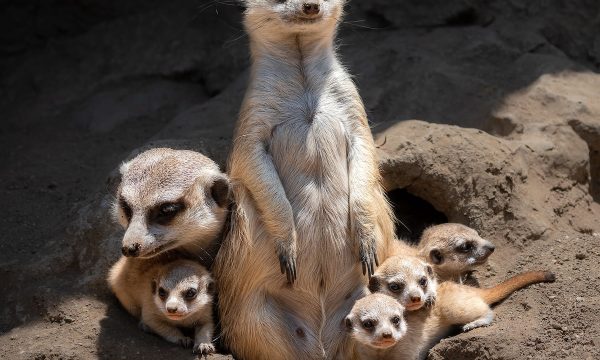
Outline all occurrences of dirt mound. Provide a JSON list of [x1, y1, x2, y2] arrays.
[[1, 0, 599, 359]]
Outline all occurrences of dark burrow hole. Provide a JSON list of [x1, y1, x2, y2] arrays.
[[386, 188, 448, 244]]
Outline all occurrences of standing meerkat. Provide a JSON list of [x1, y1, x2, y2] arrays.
[[213, 0, 397, 358], [114, 148, 231, 267], [353, 255, 555, 360], [108, 258, 216, 356]]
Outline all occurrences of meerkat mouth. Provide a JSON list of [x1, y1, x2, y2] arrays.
[[285, 16, 324, 25], [138, 242, 175, 258], [405, 303, 424, 311], [165, 313, 187, 321], [371, 339, 397, 348]]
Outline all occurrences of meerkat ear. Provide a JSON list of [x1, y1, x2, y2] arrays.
[[429, 249, 443, 265], [345, 316, 354, 331], [210, 175, 232, 208], [206, 279, 215, 294], [151, 280, 157, 295], [368, 275, 381, 293]]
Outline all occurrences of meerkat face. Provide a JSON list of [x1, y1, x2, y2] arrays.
[[420, 224, 495, 276], [345, 293, 407, 349], [243, 0, 344, 36], [114, 148, 231, 258], [152, 262, 214, 322], [369, 256, 438, 312]]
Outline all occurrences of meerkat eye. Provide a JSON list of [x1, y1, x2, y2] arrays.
[[388, 282, 404, 293], [158, 287, 168, 300], [184, 288, 198, 300], [152, 202, 185, 224], [457, 242, 474, 253], [419, 277, 428, 287], [361, 320, 375, 329], [119, 197, 133, 221], [391, 316, 401, 325]]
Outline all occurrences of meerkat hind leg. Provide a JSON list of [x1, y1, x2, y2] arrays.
[[462, 309, 494, 332]]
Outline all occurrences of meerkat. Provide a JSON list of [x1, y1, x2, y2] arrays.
[[344, 294, 407, 360], [114, 148, 231, 267], [108, 258, 216, 356], [388, 223, 495, 284], [417, 223, 496, 283], [213, 0, 397, 358], [358, 255, 555, 360]]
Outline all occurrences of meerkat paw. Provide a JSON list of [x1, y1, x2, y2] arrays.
[[359, 239, 379, 278], [193, 342, 216, 357], [277, 242, 297, 284], [462, 311, 494, 332], [178, 337, 194, 349]]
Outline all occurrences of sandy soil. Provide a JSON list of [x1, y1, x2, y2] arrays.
[[1, 1, 599, 359]]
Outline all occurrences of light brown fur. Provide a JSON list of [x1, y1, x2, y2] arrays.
[[357, 256, 555, 360], [114, 148, 231, 266], [107, 258, 216, 356], [213, 1, 397, 358]]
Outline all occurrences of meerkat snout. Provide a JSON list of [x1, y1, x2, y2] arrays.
[[113, 148, 231, 259], [302, 3, 320, 16]]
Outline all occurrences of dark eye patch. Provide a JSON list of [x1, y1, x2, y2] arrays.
[[457, 242, 474, 253], [150, 201, 185, 225], [184, 288, 198, 300], [388, 282, 404, 293], [119, 196, 133, 222], [158, 287, 168, 300], [361, 319, 376, 330]]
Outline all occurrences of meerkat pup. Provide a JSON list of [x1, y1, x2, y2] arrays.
[[344, 294, 407, 360], [356, 255, 555, 360], [213, 0, 397, 358], [417, 223, 496, 282], [108, 258, 216, 356], [114, 148, 231, 266]]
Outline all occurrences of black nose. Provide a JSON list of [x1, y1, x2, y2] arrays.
[[302, 3, 320, 16], [484, 244, 495, 254], [382, 332, 392, 339], [410, 296, 421, 303], [121, 243, 141, 257], [167, 307, 178, 314]]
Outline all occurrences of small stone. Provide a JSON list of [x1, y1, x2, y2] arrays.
[[9, 335, 16, 340], [575, 253, 587, 260], [576, 297, 584, 302]]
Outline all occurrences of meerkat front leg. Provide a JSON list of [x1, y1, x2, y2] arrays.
[[192, 322, 215, 358], [140, 310, 193, 348], [462, 309, 495, 332], [230, 127, 297, 283], [347, 129, 380, 277]]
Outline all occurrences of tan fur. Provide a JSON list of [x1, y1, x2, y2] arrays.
[[114, 148, 231, 266], [416, 223, 495, 282], [213, 1, 397, 358], [357, 256, 555, 360], [107, 258, 216, 356]]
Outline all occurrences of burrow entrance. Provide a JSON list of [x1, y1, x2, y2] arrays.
[[386, 188, 448, 244]]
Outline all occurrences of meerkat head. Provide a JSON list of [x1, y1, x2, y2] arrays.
[[152, 260, 214, 322], [114, 148, 231, 258], [345, 293, 407, 350], [418, 223, 495, 278], [242, 0, 344, 38], [368, 256, 438, 312]]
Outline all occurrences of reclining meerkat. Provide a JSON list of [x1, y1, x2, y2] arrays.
[[388, 223, 496, 283], [416, 223, 496, 283], [213, 0, 398, 358], [108, 258, 216, 357], [114, 147, 231, 267], [355, 255, 555, 360]]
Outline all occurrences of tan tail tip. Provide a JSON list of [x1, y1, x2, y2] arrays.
[[543, 272, 556, 283]]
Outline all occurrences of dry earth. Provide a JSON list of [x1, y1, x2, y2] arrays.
[[1, 0, 599, 359]]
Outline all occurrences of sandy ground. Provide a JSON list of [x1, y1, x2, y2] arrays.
[[1, 1, 599, 359]]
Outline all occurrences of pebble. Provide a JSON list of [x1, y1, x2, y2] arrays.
[[576, 297, 584, 302], [575, 253, 586, 260]]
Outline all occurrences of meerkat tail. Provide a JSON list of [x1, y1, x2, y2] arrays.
[[477, 271, 555, 305]]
